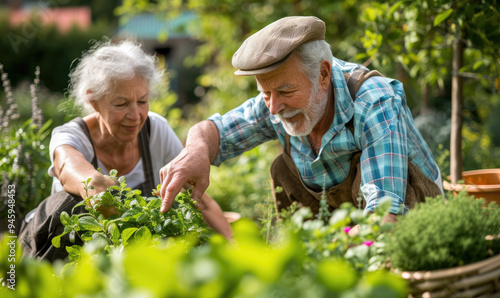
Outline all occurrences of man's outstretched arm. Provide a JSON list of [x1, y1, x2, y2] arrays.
[[159, 120, 220, 213]]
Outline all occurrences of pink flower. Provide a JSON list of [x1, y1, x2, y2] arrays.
[[344, 227, 352, 234], [362, 241, 374, 247]]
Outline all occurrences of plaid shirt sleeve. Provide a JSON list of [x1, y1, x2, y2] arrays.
[[208, 95, 277, 166], [355, 77, 413, 214]]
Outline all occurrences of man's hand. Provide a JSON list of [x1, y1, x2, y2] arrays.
[[159, 148, 211, 213], [382, 213, 398, 224], [159, 121, 220, 213]]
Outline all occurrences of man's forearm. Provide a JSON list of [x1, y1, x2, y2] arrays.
[[185, 120, 220, 164]]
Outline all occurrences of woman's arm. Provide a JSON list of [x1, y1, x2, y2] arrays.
[[198, 193, 233, 240], [53, 145, 117, 199]]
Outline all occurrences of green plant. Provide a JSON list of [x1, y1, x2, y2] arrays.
[[52, 171, 212, 255], [0, 64, 53, 219], [284, 197, 394, 273], [1, 216, 408, 297], [386, 191, 500, 271]]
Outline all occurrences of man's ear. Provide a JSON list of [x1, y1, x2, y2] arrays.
[[318, 60, 331, 91]]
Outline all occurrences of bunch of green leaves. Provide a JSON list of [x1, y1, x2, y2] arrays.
[[276, 196, 394, 273], [1, 219, 408, 298], [386, 191, 500, 271], [52, 171, 212, 254], [0, 119, 53, 219]]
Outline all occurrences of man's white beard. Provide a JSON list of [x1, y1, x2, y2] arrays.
[[278, 83, 328, 136]]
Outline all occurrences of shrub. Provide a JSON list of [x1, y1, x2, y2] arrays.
[[52, 172, 212, 254], [386, 191, 500, 271]]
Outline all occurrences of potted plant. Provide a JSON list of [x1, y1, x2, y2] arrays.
[[385, 191, 500, 297]]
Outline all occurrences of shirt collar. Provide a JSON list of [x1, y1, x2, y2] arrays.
[[323, 57, 367, 141]]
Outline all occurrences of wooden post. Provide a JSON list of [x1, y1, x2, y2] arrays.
[[450, 39, 464, 184]]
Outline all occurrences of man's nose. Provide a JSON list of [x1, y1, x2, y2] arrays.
[[268, 94, 286, 115]]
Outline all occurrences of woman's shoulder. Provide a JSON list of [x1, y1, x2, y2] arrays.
[[52, 117, 85, 135], [147, 111, 177, 137], [147, 111, 169, 126]]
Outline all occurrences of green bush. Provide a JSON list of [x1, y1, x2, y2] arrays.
[[52, 174, 212, 253], [0, 208, 409, 297], [386, 191, 500, 271]]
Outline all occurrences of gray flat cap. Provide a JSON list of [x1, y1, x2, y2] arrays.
[[232, 16, 325, 76]]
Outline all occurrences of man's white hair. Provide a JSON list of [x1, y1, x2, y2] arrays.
[[294, 40, 333, 84]]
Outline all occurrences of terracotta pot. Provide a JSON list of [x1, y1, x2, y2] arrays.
[[443, 169, 500, 205]]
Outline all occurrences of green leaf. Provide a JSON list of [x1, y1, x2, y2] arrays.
[[66, 245, 83, 261], [109, 169, 118, 177], [146, 198, 162, 210], [108, 223, 120, 245], [95, 191, 115, 207], [434, 9, 453, 27], [122, 227, 138, 243], [473, 60, 483, 70], [78, 216, 103, 231], [329, 209, 350, 227], [51, 234, 62, 248], [134, 226, 152, 243], [60, 211, 70, 226], [389, 0, 407, 15]]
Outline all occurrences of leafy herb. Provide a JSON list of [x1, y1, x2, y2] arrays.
[[386, 191, 500, 271], [52, 172, 212, 254]]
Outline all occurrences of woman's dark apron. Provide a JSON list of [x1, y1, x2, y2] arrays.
[[19, 117, 155, 262], [270, 70, 441, 215]]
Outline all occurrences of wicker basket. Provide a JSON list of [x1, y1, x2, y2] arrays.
[[400, 253, 500, 297]]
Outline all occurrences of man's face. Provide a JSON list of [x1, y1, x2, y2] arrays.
[[256, 54, 328, 136]]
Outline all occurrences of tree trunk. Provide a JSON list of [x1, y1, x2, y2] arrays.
[[450, 39, 464, 184], [421, 82, 430, 115]]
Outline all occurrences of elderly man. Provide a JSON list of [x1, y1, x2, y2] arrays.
[[159, 16, 443, 222]]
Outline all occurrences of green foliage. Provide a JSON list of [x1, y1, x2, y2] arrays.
[[52, 175, 212, 255], [0, 119, 52, 218], [0, 66, 53, 219], [386, 191, 500, 271], [0, 209, 408, 297], [359, 0, 500, 171], [207, 143, 279, 219], [285, 197, 395, 273]]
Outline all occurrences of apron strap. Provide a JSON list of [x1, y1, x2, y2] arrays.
[[138, 117, 155, 194], [73, 117, 155, 194], [73, 117, 98, 168]]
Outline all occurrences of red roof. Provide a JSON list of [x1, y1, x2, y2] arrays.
[[9, 6, 91, 33]]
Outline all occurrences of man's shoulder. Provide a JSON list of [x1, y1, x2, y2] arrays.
[[355, 75, 403, 105]]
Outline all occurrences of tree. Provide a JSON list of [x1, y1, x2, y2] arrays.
[[359, 0, 500, 182]]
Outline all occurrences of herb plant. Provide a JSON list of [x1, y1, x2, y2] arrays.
[[386, 191, 500, 271], [52, 170, 212, 253], [0, 64, 53, 219]]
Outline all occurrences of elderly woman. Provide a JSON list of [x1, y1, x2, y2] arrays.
[[20, 39, 232, 260]]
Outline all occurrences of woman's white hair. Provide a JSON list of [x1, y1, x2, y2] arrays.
[[294, 40, 333, 84], [68, 39, 163, 114]]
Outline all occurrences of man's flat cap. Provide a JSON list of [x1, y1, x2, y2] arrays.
[[232, 16, 325, 76]]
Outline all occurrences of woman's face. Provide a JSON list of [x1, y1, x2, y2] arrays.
[[91, 75, 149, 143]]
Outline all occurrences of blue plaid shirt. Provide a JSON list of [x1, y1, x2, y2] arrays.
[[208, 57, 440, 214]]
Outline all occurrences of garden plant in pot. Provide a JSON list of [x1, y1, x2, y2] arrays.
[[385, 190, 500, 297]]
